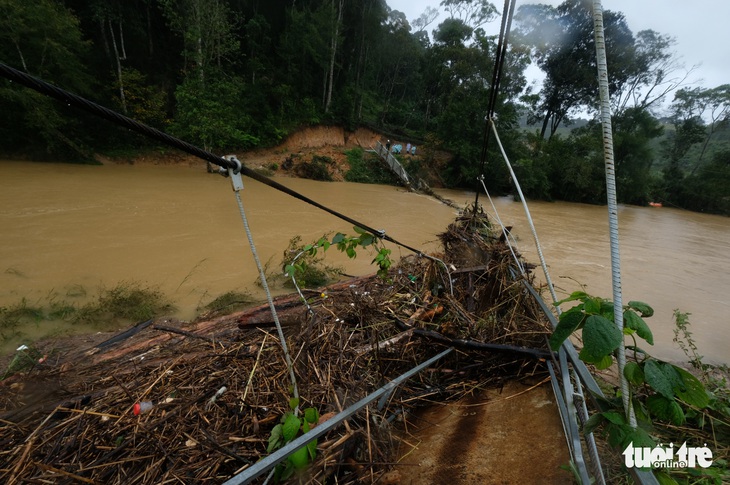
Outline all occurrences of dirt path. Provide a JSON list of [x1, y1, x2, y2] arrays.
[[385, 380, 573, 485]]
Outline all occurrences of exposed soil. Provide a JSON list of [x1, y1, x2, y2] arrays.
[[104, 125, 451, 185]]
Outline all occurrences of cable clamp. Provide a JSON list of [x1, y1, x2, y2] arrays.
[[223, 155, 244, 191], [376, 229, 386, 239]]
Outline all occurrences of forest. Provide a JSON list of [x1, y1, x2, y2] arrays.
[[1, 0, 728, 215]]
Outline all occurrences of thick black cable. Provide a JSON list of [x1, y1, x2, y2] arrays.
[[474, 0, 516, 205], [0, 62, 425, 255]]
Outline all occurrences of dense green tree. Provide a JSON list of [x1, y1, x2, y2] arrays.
[[612, 107, 664, 204], [159, 0, 239, 84], [0, 0, 94, 158], [679, 149, 730, 214]]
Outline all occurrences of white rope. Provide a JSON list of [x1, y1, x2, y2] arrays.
[[477, 177, 526, 276], [592, 0, 635, 428], [232, 184, 299, 404], [489, 119, 560, 307]]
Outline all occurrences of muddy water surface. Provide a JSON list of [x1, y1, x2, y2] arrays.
[[1, 161, 728, 364]]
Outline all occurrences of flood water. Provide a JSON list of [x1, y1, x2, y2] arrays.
[[1, 160, 728, 364]]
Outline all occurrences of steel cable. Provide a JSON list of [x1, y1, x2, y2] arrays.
[[0, 62, 424, 256]]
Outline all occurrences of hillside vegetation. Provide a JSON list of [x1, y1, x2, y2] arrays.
[[1, 0, 728, 214]]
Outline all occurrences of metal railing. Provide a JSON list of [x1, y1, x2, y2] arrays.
[[374, 141, 412, 187]]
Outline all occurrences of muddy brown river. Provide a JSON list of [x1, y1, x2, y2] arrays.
[[1, 160, 728, 364]]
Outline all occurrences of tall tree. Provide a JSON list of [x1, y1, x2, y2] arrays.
[[0, 0, 93, 158], [324, 0, 344, 113], [515, 0, 636, 138], [159, 0, 239, 84], [612, 30, 692, 115]]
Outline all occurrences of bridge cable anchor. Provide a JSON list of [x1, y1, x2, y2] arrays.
[[223, 155, 244, 191]]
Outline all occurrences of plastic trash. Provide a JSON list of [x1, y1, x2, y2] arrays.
[[133, 401, 154, 415]]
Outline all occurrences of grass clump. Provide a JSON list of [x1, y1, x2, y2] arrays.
[[94, 282, 175, 322], [344, 147, 398, 185], [0, 282, 175, 343], [295, 155, 334, 181], [0, 299, 44, 340], [198, 291, 254, 319]]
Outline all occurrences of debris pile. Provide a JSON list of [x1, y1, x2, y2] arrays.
[[0, 207, 553, 484]]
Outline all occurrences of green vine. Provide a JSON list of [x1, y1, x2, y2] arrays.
[[284, 226, 393, 282]]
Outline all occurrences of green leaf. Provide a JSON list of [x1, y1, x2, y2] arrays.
[[624, 310, 654, 345], [267, 424, 283, 453], [280, 461, 295, 480], [584, 297, 602, 314], [359, 234, 374, 247], [643, 360, 674, 399], [623, 426, 655, 449], [624, 361, 645, 385], [352, 226, 367, 235], [646, 395, 685, 425], [306, 438, 317, 460], [632, 397, 650, 423], [654, 470, 680, 485], [289, 397, 300, 410], [672, 366, 709, 408], [331, 233, 345, 244], [553, 291, 589, 307], [549, 307, 585, 350], [599, 301, 615, 319], [607, 421, 631, 448], [594, 353, 614, 370], [580, 315, 623, 363], [345, 247, 356, 259], [601, 411, 627, 425], [304, 407, 319, 424], [282, 413, 301, 442], [628, 300, 654, 318], [582, 413, 605, 435], [289, 446, 310, 469]]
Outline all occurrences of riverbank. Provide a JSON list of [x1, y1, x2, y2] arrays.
[[97, 124, 453, 188]]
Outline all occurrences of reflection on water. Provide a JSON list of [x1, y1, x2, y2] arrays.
[[1, 160, 728, 364]]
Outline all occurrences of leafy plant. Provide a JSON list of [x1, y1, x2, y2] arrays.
[[280, 235, 341, 288], [344, 147, 399, 185], [673, 310, 707, 378], [284, 227, 392, 284], [294, 155, 334, 181], [266, 398, 320, 481], [549, 292, 711, 453], [549, 292, 654, 370]]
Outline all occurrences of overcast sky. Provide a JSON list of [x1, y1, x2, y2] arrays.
[[387, 0, 729, 97]]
